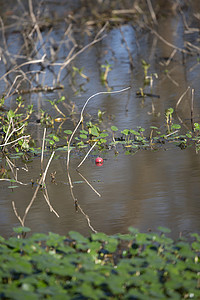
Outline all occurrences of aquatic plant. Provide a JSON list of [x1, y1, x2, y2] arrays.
[[0, 227, 199, 299]]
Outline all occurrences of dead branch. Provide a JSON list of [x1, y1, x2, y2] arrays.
[[67, 87, 130, 171], [175, 86, 190, 110]]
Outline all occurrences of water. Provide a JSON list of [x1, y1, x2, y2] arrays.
[[0, 0, 200, 238]]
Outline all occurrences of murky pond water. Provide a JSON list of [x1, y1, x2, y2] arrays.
[[0, 0, 200, 238]]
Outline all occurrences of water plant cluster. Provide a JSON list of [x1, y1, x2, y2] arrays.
[[0, 227, 199, 299], [1, 95, 200, 161]]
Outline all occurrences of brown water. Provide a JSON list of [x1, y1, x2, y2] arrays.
[[0, 1, 200, 238]]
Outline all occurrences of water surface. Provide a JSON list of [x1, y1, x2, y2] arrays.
[[0, 1, 200, 238]]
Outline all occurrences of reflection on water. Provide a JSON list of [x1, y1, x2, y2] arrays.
[[1, 146, 200, 239], [0, 1, 200, 238]]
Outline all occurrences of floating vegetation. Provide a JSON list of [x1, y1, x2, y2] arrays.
[[0, 227, 199, 299]]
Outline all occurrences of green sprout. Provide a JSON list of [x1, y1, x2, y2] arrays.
[[46, 96, 66, 118], [101, 61, 112, 85]]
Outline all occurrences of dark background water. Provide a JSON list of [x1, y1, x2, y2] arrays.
[[0, 0, 200, 238]]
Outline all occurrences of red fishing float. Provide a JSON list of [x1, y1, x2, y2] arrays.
[[95, 157, 103, 166]]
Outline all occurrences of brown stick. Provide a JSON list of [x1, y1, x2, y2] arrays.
[[191, 89, 194, 132]]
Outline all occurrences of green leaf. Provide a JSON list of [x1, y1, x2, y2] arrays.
[[157, 226, 171, 233], [100, 132, 108, 138], [4, 290, 38, 300], [57, 96, 65, 103], [111, 126, 118, 132], [150, 126, 158, 130], [171, 124, 181, 130], [79, 134, 87, 139], [8, 185, 19, 189], [80, 129, 88, 134], [130, 129, 140, 135], [90, 126, 99, 136], [99, 138, 107, 143], [91, 232, 108, 241], [64, 130, 72, 135], [53, 135, 59, 142], [186, 133, 192, 138], [7, 110, 15, 120], [69, 231, 88, 244], [13, 227, 31, 234], [49, 140, 55, 145], [104, 238, 118, 252], [106, 274, 125, 295], [194, 123, 200, 131], [121, 129, 130, 136], [128, 227, 139, 234]]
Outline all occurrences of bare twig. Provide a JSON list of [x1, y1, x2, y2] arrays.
[[3, 117, 12, 148], [67, 168, 78, 209], [0, 55, 46, 82], [56, 35, 106, 83], [76, 170, 101, 197], [112, 9, 136, 14], [0, 135, 30, 148], [22, 151, 55, 225], [43, 187, 60, 217], [146, 0, 158, 25], [191, 88, 195, 131], [76, 141, 98, 169], [12, 201, 24, 227], [41, 127, 46, 173], [0, 17, 8, 51], [77, 204, 98, 233], [42, 151, 55, 183], [5, 156, 19, 180], [0, 178, 30, 186], [11, 150, 57, 227], [165, 130, 179, 138], [94, 21, 108, 39], [28, 0, 43, 43], [175, 86, 190, 110], [4, 123, 25, 146], [163, 49, 177, 67], [147, 25, 189, 54], [166, 72, 179, 87], [21, 175, 44, 226]]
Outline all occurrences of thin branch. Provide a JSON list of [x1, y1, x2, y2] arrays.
[[76, 141, 98, 169], [175, 86, 190, 110], [191, 88, 194, 131], [0, 55, 46, 82], [165, 130, 179, 138], [77, 204, 98, 234], [21, 151, 55, 225], [41, 127, 46, 173], [67, 87, 130, 170], [4, 123, 26, 146], [22, 175, 44, 225], [42, 151, 55, 183], [147, 25, 189, 54], [0, 135, 30, 147], [12, 201, 24, 227], [67, 169, 78, 208], [56, 34, 106, 82], [43, 187, 60, 217], [3, 117, 12, 147], [0, 178, 30, 185], [76, 170, 101, 197], [28, 0, 43, 43], [146, 0, 158, 25]]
